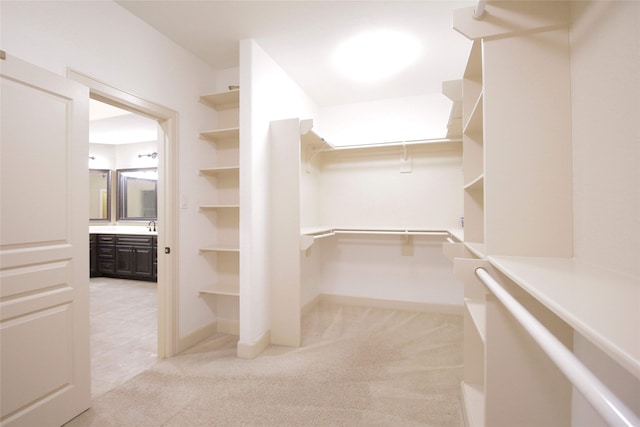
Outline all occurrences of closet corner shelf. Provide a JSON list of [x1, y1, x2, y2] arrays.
[[465, 242, 487, 258], [464, 39, 483, 79], [200, 89, 239, 110], [300, 227, 455, 250], [465, 299, 486, 342], [300, 125, 333, 151], [199, 285, 240, 297], [487, 255, 640, 381], [463, 91, 484, 136], [200, 127, 240, 142], [448, 228, 465, 242], [464, 174, 484, 191]]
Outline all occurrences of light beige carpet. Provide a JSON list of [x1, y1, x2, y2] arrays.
[[66, 303, 463, 426]]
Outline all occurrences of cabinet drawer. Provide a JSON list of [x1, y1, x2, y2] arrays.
[[98, 245, 115, 258], [116, 235, 154, 246], [98, 234, 115, 244], [98, 259, 115, 273]]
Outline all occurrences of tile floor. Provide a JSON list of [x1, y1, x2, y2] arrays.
[[89, 277, 158, 398]]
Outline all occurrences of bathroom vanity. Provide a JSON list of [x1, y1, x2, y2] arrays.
[[90, 228, 157, 282]]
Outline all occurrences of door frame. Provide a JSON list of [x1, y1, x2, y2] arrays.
[[67, 69, 179, 358]]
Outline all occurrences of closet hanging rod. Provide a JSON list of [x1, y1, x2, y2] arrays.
[[474, 0, 487, 19], [333, 229, 449, 237], [326, 137, 462, 152], [475, 268, 640, 427], [312, 231, 335, 240]]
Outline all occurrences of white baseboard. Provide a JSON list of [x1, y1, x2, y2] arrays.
[[319, 293, 463, 316], [301, 294, 321, 316], [237, 329, 271, 359], [177, 321, 217, 353]]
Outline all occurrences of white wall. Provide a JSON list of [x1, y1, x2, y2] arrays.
[[317, 93, 451, 146], [304, 142, 464, 311], [318, 235, 463, 309], [238, 40, 319, 351], [569, 0, 640, 279], [88, 143, 117, 171], [1, 0, 221, 340], [115, 141, 160, 170], [319, 143, 463, 229]]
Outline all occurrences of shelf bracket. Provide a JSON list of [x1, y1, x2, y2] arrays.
[[400, 143, 412, 173]]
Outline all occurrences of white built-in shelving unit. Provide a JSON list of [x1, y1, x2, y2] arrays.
[[197, 89, 241, 305], [452, 2, 639, 426]]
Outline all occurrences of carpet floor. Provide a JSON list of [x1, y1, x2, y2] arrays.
[[66, 303, 463, 426]]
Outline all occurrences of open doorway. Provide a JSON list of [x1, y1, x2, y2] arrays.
[[88, 99, 160, 398], [68, 69, 179, 397]]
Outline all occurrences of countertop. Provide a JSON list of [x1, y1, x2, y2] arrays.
[[89, 225, 157, 236]]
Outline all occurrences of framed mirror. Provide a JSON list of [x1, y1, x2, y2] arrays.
[[89, 169, 112, 221], [116, 167, 158, 220]]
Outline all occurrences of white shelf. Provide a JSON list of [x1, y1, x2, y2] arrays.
[[200, 89, 239, 110], [465, 299, 486, 342], [199, 204, 240, 210], [465, 242, 486, 258], [464, 173, 484, 191], [199, 246, 240, 253], [199, 166, 239, 176], [461, 382, 485, 427], [200, 127, 239, 142], [488, 256, 640, 380], [463, 91, 484, 136], [199, 284, 239, 297], [300, 226, 333, 235], [448, 228, 464, 242]]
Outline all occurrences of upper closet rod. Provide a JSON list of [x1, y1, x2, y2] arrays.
[[328, 137, 462, 152], [474, 0, 487, 19]]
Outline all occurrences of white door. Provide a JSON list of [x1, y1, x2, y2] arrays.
[[0, 53, 91, 426]]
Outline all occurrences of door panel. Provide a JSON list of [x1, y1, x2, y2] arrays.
[[134, 247, 154, 278], [1, 54, 90, 426]]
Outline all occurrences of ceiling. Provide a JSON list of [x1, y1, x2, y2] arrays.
[[116, 1, 475, 107], [90, 99, 158, 144]]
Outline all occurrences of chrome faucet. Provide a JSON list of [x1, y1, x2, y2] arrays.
[[148, 220, 156, 232]]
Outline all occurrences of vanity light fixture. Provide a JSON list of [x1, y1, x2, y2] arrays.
[[333, 29, 421, 83], [138, 152, 158, 159]]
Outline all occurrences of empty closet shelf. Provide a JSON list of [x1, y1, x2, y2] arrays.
[[300, 228, 453, 250]]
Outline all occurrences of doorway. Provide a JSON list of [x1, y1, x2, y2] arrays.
[[88, 99, 161, 397], [68, 70, 179, 367]]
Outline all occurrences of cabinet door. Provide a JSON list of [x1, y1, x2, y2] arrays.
[[90, 235, 97, 277], [115, 245, 134, 275], [132, 246, 154, 279]]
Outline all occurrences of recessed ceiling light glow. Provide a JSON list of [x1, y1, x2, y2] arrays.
[[333, 30, 421, 83]]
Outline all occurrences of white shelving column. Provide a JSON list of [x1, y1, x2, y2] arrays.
[[453, 2, 577, 425], [198, 89, 241, 335]]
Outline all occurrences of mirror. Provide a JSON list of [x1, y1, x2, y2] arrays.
[[117, 167, 157, 220], [89, 169, 112, 221]]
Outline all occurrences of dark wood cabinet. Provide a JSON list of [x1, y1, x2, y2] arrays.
[[115, 235, 155, 280], [97, 234, 116, 275], [90, 233, 157, 282], [90, 234, 97, 277]]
